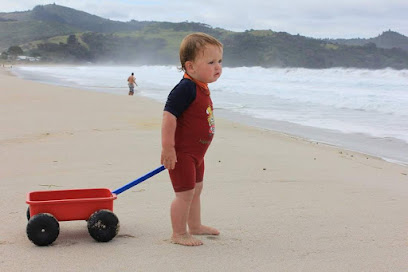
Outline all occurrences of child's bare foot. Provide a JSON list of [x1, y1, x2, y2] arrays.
[[171, 233, 203, 246], [189, 225, 220, 236]]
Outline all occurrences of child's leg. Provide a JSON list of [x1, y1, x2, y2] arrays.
[[188, 182, 220, 236], [171, 188, 203, 246]]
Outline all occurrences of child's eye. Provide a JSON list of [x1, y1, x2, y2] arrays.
[[209, 61, 214, 64]]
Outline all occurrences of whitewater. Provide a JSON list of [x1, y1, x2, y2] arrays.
[[13, 65, 408, 164]]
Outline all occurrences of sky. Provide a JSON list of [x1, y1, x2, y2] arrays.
[[1, 0, 407, 39]]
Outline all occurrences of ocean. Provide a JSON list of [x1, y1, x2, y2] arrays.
[[12, 65, 408, 165]]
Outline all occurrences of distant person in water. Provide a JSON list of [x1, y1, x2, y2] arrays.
[[127, 73, 138, 95]]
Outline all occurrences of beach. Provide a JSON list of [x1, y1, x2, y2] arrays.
[[1, 66, 407, 271]]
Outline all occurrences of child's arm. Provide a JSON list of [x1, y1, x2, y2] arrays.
[[161, 111, 177, 169]]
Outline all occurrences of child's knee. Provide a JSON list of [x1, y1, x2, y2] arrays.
[[175, 189, 195, 202]]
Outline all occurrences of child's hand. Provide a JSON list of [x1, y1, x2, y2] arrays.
[[161, 111, 177, 169], [161, 146, 177, 170]]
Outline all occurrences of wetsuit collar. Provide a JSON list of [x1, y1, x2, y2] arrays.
[[184, 73, 210, 95]]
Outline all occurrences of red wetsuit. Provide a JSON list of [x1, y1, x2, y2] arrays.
[[164, 73, 215, 192]]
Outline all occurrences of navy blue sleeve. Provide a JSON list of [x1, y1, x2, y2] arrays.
[[164, 78, 196, 118]]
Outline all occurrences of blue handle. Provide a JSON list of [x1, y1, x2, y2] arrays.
[[112, 165, 166, 195]]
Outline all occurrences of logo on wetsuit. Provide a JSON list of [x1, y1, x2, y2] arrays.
[[206, 106, 215, 136], [199, 106, 215, 145]]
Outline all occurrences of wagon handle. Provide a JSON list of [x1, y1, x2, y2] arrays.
[[112, 165, 166, 195]]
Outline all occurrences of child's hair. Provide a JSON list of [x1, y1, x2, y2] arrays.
[[179, 32, 223, 72]]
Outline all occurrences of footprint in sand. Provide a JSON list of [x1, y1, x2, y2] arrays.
[[55, 241, 79, 247], [117, 234, 136, 239]]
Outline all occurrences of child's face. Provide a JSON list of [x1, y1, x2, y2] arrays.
[[187, 44, 223, 84]]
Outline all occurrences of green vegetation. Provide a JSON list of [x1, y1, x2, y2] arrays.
[[7, 45, 23, 56], [327, 30, 408, 52], [1, 4, 408, 69]]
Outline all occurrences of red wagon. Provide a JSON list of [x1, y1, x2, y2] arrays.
[[26, 166, 165, 246]]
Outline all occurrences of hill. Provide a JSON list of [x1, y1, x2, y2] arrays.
[[1, 4, 408, 69], [0, 4, 149, 50], [327, 30, 408, 52]]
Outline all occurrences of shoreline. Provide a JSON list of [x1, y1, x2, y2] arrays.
[[1, 66, 408, 271], [10, 65, 408, 166], [216, 109, 408, 166]]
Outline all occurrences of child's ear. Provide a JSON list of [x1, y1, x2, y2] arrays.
[[185, 61, 194, 74]]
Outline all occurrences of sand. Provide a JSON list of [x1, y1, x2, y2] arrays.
[[0, 67, 407, 271]]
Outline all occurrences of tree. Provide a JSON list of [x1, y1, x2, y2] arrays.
[[67, 34, 78, 45], [7, 46, 24, 56], [1, 52, 8, 60]]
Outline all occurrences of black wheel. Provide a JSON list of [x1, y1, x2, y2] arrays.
[[26, 213, 60, 246], [87, 210, 119, 242], [26, 207, 30, 221]]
